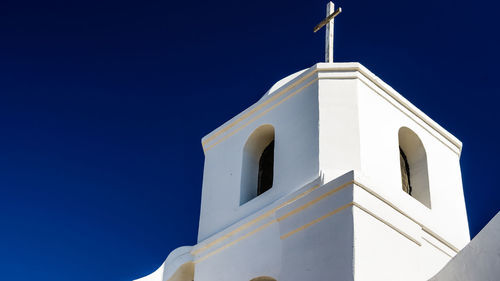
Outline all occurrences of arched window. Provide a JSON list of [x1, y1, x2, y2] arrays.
[[398, 127, 431, 208], [240, 125, 275, 205]]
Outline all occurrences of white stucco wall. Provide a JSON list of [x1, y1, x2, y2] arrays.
[[429, 212, 500, 281], [198, 69, 321, 241], [352, 175, 457, 281], [318, 77, 361, 183], [355, 75, 469, 249], [192, 170, 466, 281], [193, 173, 356, 281]]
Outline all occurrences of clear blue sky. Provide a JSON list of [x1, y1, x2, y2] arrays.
[[0, 0, 498, 280]]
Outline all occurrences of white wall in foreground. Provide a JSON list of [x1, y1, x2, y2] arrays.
[[429, 212, 500, 281]]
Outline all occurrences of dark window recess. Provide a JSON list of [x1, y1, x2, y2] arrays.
[[257, 140, 274, 195], [400, 147, 412, 195]]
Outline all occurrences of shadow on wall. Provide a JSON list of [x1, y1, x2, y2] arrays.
[[165, 262, 193, 281]]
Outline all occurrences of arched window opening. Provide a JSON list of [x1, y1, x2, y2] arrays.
[[240, 125, 275, 205], [398, 127, 431, 208], [258, 140, 274, 196]]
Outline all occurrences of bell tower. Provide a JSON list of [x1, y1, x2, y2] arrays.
[[136, 3, 470, 281], [195, 63, 469, 281]]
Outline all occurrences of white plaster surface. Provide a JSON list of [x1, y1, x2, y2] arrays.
[[193, 173, 355, 281], [198, 70, 320, 241], [429, 212, 500, 281], [355, 69, 469, 248]]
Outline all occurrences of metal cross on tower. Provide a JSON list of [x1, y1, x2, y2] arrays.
[[314, 2, 342, 63]]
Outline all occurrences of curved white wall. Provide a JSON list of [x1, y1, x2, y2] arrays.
[[135, 246, 194, 281]]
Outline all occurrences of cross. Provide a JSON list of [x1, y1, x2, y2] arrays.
[[313, 2, 342, 63]]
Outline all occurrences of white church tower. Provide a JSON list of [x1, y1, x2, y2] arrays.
[[136, 3, 472, 281]]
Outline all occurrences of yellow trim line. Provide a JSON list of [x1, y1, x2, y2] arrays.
[[193, 179, 458, 263], [203, 78, 317, 152], [280, 202, 353, 240], [191, 183, 322, 256], [194, 181, 353, 262], [201, 64, 462, 154]]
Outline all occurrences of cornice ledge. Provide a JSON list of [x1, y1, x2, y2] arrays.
[[201, 62, 462, 155], [314, 62, 462, 155]]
